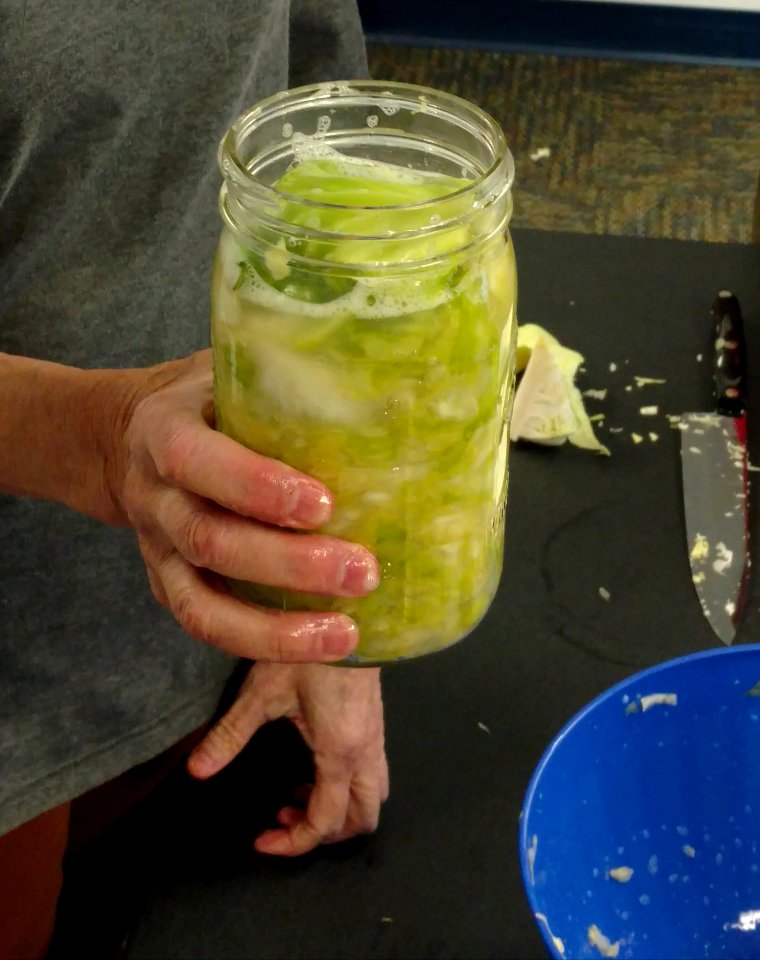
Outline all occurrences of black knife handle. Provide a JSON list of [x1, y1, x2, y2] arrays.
[[713, 290, 747, 417]]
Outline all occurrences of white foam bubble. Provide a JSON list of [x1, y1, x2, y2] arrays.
[[233, 261, 454, 320], [317, 81, 354, 97], [290, 132, 339, 164]]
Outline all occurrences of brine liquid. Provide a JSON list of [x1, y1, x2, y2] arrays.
[[212, 152, 516, 663]]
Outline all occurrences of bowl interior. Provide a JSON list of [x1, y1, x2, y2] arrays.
[[520, 646, 760, 959]]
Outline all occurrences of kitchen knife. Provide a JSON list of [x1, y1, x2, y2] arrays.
[[680, 290, 750, 644]]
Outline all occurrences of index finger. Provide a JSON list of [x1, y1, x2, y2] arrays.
[[149, 411, 333, 529]]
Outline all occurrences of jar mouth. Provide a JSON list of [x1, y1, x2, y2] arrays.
[[218, 80, 514, 214]]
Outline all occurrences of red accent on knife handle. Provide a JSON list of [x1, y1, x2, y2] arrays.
[[713, 291, 747, 417]]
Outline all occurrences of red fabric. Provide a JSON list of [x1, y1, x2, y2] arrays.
[[0, 803, 70, 960], [0, 726, 207, 960]]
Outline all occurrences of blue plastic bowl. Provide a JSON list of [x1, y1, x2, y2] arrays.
[[520, 645, 760, 960]]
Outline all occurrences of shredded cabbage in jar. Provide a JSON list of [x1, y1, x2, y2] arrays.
[[211, 152, 516, 662]]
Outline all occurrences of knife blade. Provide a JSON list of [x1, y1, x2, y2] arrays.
[[680, 290, 750, 645]]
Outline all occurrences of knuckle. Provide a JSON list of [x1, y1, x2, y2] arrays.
[[125, 395, 150, 448], [338, 732, 367, 762], [264, 612, 307, 663], [122, 465, 147, 525], [172, 586, 211, 643], [181, 510, 222, 568], [301, 820, 327, 845], [139, 536, 170, 574], [210, 715, 249, 755], [270, 629, 296, 664], [155, 424, 195, 486], [136, 535, 157, 571]]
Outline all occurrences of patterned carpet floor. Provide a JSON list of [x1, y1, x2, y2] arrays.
[[368, 44, 760, 244]]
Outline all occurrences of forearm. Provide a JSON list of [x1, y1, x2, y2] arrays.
[[0, 352, 178, 526]]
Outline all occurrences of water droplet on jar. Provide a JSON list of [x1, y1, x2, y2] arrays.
[[282, 122, 293, 138], [429, 213, 442, 225], [366, 114, 379, 128], [316, 115, 331, 135]]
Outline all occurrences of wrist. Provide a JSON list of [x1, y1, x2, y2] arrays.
[[0, 352, 189, 526]]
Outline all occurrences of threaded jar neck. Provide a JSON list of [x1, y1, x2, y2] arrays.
[[218, 81, 514, 276]]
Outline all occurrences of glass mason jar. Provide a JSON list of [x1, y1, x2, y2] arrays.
[[211, 81, 517, 665]]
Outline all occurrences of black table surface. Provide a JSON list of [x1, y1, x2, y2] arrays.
[[126, 229, 760, 960]]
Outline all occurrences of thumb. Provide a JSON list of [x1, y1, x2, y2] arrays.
[[187, 693, 268, 780]]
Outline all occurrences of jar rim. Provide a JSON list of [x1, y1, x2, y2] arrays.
[[218, 79, 514, 213]]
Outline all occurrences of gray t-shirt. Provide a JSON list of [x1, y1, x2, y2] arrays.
[[0, 0, 367, 837]]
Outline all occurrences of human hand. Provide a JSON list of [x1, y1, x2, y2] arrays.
[[111, 350, 378, 663], [187, 662, 388, 855]]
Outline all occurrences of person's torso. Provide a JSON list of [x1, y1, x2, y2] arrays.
[[0, 0, 366, 835], [0, 0, 299, 365]]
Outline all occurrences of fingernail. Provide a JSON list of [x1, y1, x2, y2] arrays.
[[314, 616, 358, 657], [293, 486, 332, 526], [340, 552, 380, 595]]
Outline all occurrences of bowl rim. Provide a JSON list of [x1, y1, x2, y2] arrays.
[[518, 642, 760, 959]]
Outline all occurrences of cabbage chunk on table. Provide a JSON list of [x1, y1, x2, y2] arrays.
[[511, 324, 610, 455]]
